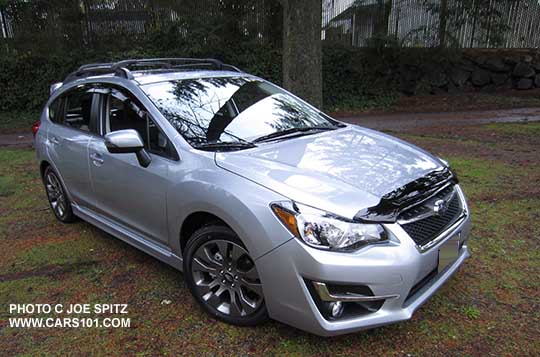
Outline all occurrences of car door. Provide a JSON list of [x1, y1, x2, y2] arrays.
[[47, 85, 100, 209], [88, 86, 177, 245]]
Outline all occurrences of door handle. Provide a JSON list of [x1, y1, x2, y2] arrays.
[[90, 153, 104, 166], [50, 136, 60, 145]]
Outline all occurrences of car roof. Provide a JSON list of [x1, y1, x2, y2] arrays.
[[50, 70, 257, 102]]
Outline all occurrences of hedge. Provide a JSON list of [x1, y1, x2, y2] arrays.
[[0, 43, 407, 114], [1, 32, 538, 114], [0, 43, 284, 113]]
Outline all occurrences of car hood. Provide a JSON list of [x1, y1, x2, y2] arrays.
[[215, 126, 444, 220]]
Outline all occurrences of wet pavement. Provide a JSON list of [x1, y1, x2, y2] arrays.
[[0, 132, 34, 148], [338, 107, 540, 131], [2, 107, 540, 148]]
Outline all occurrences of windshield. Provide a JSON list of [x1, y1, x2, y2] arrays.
[[142, 76, 341, 149]]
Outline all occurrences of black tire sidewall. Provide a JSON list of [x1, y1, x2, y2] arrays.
[[183, 225, 268, 326], [43, 166, 75, 223]]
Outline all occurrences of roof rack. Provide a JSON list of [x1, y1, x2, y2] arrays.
[[63, 58, 243, 84]]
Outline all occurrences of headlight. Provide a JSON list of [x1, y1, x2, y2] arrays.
[[271, 202, 387, 251]]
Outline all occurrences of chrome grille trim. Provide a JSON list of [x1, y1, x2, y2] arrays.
[[397, 184, 457, 225]]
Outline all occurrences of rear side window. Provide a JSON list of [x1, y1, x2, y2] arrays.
[[63, 90, 95, 132], [48, 98, 62, 123]]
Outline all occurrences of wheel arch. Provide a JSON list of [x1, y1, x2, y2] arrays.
[[168, 172, 292, 261], [39, 160, 51, 180], [39, 159, 74, 203], [179, 211, 231, 254]]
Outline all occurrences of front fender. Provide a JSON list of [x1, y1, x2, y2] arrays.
[[167, 167, 294, 260]]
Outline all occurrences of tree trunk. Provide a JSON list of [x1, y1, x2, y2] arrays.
[[281, 0, 323, 108], [375, 0, 392, 38], [469, 1, 479, 48], [438, 0, 448, 47]]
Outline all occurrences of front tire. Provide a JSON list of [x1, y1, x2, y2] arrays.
[[43, 166, 76, 223], [183, 225, 268, 326]]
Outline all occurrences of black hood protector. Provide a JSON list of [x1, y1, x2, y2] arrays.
[[354, 167, 458, 223]]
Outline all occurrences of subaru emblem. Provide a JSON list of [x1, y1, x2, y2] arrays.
[[433, 199, 448, 216]]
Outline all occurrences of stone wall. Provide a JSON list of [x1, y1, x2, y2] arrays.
[[398, 49, 540, 95]]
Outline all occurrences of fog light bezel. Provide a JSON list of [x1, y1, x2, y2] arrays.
[[304, 279, 395, 321]]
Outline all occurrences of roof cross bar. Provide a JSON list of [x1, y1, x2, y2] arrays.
[[111, 58, 225, 70]]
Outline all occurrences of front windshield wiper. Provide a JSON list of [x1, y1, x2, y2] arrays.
[[194, 141, 257, 152], [253, 126, 338, 143]]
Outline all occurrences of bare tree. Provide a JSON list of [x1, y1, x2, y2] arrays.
[[280, 0, 323, 108]]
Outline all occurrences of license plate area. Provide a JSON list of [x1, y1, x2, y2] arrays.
[[438, 233, 461, 273]]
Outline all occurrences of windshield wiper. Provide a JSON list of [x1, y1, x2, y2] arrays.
[[253, 126, 338, 143], [194, 141, 257, 152]]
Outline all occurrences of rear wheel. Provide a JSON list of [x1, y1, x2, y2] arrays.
[[43, 166, 76, 223], [183, 225, 267, 326]]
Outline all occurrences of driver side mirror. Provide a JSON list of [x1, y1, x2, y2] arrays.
[[104, 129, 152, 168]]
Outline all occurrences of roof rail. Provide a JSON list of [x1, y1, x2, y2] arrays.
[[63, 58, 243, 84]]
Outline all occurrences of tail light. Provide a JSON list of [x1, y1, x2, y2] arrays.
[[32, 120, 41, 137]]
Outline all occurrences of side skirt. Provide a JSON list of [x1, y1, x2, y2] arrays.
[[72, 204, 184, 271]]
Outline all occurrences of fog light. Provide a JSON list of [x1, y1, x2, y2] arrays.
[[329, 301, 344, 318]]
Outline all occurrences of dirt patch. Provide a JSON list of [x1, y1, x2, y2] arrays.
[[396, 122, 540, 168], [0, 261, 98, 282]]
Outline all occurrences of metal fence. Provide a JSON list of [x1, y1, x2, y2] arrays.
[[323, 0, 540, 48], [1, 0, 539, 50], [0, 0, 282, 52]]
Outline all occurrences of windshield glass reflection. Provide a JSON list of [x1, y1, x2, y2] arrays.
[[142, 76, 339, 148]]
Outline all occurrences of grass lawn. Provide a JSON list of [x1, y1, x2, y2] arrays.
[[0, 122, 539, 355]]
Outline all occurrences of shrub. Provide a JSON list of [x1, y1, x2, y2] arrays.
[[0, 43, 282, 113]]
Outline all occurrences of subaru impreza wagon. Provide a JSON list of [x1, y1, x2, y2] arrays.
[[33, 58, 470, 336]]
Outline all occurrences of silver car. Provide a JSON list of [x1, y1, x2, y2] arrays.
[[34, 58, 470, 336]]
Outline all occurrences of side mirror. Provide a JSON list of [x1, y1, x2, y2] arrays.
[[104, 129, 152, 168]]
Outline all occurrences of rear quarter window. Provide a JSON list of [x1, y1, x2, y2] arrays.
[[48, 97, 62, 123]]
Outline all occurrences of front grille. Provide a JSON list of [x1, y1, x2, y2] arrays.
[[399, 185, 463, 248], [398, 184, 454, 222]]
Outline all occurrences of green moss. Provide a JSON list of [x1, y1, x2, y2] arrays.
[[446, 156, 516, 199], [8, 228, 107, 272], [0, 276, 64, 308], [0, 175, 16, 197], [0, 148, 35, 172], [485, 121, 540, 136], [461, 306, 481, 320]]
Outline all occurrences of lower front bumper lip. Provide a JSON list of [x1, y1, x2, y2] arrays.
[[312, 281, 400, 302], [310, 246, 471, 336]]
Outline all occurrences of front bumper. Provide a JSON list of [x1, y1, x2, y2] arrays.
[[256, 210, 471, 336]]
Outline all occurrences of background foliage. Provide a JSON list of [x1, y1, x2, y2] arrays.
[[0, 42, 410, 113], [0, 0, 538, 115]]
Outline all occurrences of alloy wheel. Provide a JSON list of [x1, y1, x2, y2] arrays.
[[190, 239, 263, 317], [45, 171, 67, 219]]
